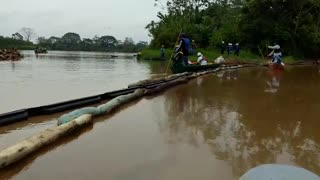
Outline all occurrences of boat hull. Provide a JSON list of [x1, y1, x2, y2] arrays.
[[171, 54, 220, 74]]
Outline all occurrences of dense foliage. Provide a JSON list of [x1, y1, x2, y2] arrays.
[[1, 32, 148, 53], [0, 36, 35, 50], [37, 33, 148, 52], [147, 0, 320, 58]]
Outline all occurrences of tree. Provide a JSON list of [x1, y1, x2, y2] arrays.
[[61, 32, 81, 44], [147, 0, 320, 58], [19, 27, 36, 42], [37, 36, 53, 48], [59, 32, 81, 50], [0, 36, 34, 49], [92, 35, 101, 47], [136, 41, 149, 51], [239, 0, 320, 57], [48, 36, 60, 44], [37, 36, 47, 44], [98, 36, 118, 49], [148, 0, 236, 47], [81, 38, 94, 51], [31, 33, 146, 52], [123, 37, 135, 45], [12, 33, 23, 41], [116, 37, 139, 52]]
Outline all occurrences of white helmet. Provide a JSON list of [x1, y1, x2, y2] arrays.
[[268, 45, 280, 50], [197, 52, 202, 57]]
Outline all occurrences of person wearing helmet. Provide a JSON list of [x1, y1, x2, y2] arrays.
[[221, 41, 226, 55], [234, 43, 240, 56], [175, 33, 191, 65], [268, 43, 284, 66], [197, 52, 208, 65], [228, 43, 233, 55], [160, 45, 165, 59]]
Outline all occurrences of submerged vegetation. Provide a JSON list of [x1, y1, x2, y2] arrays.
[[146, 0, 320, 59]]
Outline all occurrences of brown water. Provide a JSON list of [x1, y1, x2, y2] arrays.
[[0, 50, 166, 113], [1, 55, 320, 179]]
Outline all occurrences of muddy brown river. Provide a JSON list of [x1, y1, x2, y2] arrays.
[[0, 51, 320, 179]]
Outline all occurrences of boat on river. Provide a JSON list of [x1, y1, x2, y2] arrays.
[[35, 47, 48, 54], [171, 52, 220, 74]]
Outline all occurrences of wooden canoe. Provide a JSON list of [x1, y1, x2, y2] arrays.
[[171, 53, 220, 74]]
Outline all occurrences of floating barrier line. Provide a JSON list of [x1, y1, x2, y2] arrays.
[[0, 65, 248, 169], [3, 62, 304, 126], [0, 72, 190, 126]]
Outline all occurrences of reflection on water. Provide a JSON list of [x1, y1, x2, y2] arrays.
[[265, 69, 282, 93], [163, 66, 320, 178], [1, 66, 320, 180], [0, 50, 167, 113], [216, 70, 239, 81]]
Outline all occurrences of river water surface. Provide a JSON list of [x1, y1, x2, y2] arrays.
[[0, 51, 166, 113], [0, 51, 320, 179]]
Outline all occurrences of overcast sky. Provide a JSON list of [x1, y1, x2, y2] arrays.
[[0, 0, 160, 42]]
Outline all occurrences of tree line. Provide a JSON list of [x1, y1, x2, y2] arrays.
[[0, 28, 148, 53], [146, 0, 320, 58], [37, 33, 148, 52]]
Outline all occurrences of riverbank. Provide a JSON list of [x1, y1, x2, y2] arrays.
[[0, 49, 23, 61], [139, 48, 300, 64]]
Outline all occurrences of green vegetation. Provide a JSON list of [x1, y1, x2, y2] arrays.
[[1, 29, 148, 53], [140, 47, 299, 64], [140, 48, 262, 62], [0, 28, 38, 50], [0, 36, 35, 50], [37, 34, 148, 53], [146, 0, 320, 59], [283, 56, 301, 63], [140, 48, 173, 60]]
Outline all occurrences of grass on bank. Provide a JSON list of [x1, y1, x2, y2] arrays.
[[140, 48, 173, 60], [140, 48, 299, 64]]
